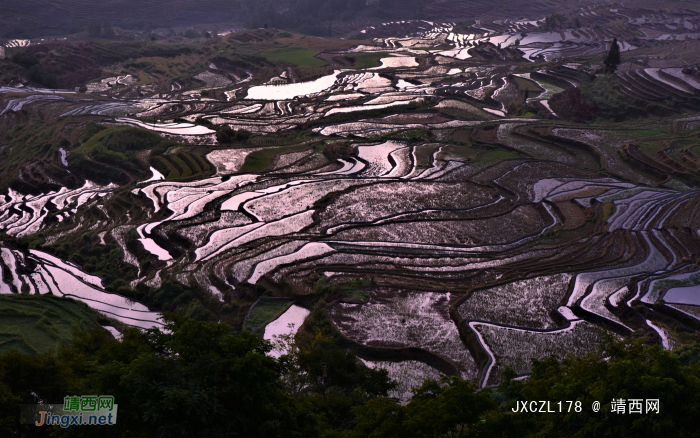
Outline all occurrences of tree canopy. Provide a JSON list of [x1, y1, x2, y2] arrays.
[[604, 38, 622, 74], [1, 317, 699, 437]]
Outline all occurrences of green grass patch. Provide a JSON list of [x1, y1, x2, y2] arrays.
[[624, 129, 668, 139], [440, 144, 480, 161], [342, 288, 369, 303], [385, 128, 433, 141], [513, 76, 545, 93], [412, 143, 440, 167], [345, 52, 389, 69], [263, 47, 327, 67], [245, 299, 293, 332], [514, 112, 539, 118], [0, 295, 108, 355], [413, 45, 453, 51], [180, 152, 202, 174], [639, 142, 666, 156], [69, 125, 180, 184], [191, 153, 212, 172], [602, 201, 615, 222], [529, 79, 563, 101], [179, 152, 204, 173], [241, 143, 315, 173], [150, 152, 212, 180], [169, 154, 194, 178], [75, 126, 175, 157], [153, 156, 180, 179], [312, 277, 371, 304]]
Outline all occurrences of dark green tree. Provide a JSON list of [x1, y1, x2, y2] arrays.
[[0, 350, 73, 437], [87, 22, 101, 38], [275, 328, 394, 433], [476, 336, 700, 438], [604, 38, 622, 74], [102, 23, 115, 38], [349, 376, 495, 438], [51, 316, 316, 438], [545, 16, 553, 31], [183, 29, 199, 39], [216, 125, 251, 143]]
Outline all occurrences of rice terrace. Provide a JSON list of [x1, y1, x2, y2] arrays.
[[2, 0, 700, 436]]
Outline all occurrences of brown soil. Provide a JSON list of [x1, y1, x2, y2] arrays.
[[473, 125, 499, 144], [553, 201, 587, 230], [451, 129, 473, 144]]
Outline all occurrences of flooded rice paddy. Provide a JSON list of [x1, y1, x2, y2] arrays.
[[3, 12, 700, 388]]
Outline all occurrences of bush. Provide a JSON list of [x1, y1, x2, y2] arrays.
[[216, 125, 252, 143], [101, 127, 174, 154], [27, 64, 59, 88], [124, 60, 154, 70], [323, 142, 355, 160], [78, 122, 107, 143], [195, 116, 214, 127], [142, 281, 216, 321], [548, 87, 599, 122], [183, 29, 200, 39], [11, 52, 39, 69]]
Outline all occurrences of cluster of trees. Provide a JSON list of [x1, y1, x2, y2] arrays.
[[87, 22, 117, 39], [1, 313, 699, 438], [322, 141, 356, 160], [542, 13, 567, 31], [545, 38, 643, 123], [10, 53, 59, 88], [548, 87, 599, 122], [542, 13, 581, 31], [245, 0, 423, 36], [216, 125, 252, 143]]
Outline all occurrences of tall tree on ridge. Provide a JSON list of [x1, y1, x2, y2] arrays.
[[604, 37, 621, 73]]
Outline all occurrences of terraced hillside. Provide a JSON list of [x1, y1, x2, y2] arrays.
[[0, 294, 118, 354], [3, 10, 700, 389]]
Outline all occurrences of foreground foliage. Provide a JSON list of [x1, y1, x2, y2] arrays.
[[0, 317, 699, 437]]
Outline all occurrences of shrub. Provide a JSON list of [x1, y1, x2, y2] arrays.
[[194, 116, 214, 127], [27, 64, 59, 88], [323, 142, 355, 160], [78, 122, 107, 143], [216, 125, 251, 143], [11, 52, 39, 69], [548, 87, 599, 122], [183, 29, 200, 39]]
